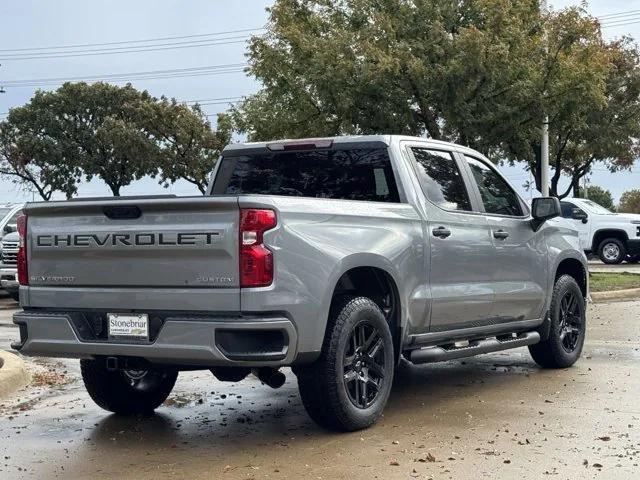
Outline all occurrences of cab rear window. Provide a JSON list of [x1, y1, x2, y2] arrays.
[[211, 148, 400, 203]]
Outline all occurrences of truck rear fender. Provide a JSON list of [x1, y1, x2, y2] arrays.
[[323, 255, 406, 361]]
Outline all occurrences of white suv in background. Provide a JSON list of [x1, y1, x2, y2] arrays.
[[0, 204, 23, 243], [560, 198, 640, 264], [0, 204, 24, 300]]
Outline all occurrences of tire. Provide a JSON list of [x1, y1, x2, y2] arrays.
[[8, 291, 19, 302], [80, 359, 178, 415], [598, 238, 626, 264], [627, 254, 640, 264], [296, 297, 395, 431], [529, 275, 586, 369]]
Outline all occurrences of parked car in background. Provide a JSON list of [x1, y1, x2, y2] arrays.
[[0, 204, 23, 300], [560, 198, 640, 264], [0, 231, 19, 301], [0, 204, 23, 242], [12, 136, 588, 431]]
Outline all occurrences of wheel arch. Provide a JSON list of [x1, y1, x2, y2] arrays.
[[555, 258, 588, 299], [538, 255, 588, 343], [592, 229, 629, 252], [325, 256, 404, 363]]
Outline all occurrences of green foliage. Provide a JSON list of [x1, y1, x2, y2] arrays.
[[0, 82, 228, 199], [618, 189, 640, 213], [5, 83, 159, 197], [580, 185, 615, 211], [0, 110, 82, 200], [233, 0, 640, 199], [143, 102, 232, 194]]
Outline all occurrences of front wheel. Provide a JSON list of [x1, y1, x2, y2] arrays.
[[80, 359, 178, 415], [529, 275, 586, 368], [296, 297, 394, 431], [598, 238, 626, 264]]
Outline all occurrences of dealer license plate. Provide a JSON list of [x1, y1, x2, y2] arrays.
[[108, 313, 149, 340]]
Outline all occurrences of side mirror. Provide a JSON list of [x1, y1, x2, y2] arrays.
[[571, 208, 588, 224], [2, 224, 15, 234], [531, 197, 561, 231]]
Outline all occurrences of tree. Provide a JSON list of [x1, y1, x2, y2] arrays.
[[233, 0, 640, 198], [0, 117, 81, 201], [1, 82, 229, 197], [143, 101, 233, 194], [580, 185, 615, 211], [618, 189, 640, 214], [7, 82, 161, 196]]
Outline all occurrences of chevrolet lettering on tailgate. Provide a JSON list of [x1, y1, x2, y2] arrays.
[[35, 232, 222, 248]]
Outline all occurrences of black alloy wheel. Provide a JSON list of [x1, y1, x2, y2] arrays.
[[557, 290, 583, 353], [343, 321, 387, 409]]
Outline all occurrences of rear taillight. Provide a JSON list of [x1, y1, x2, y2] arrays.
[[239, 209, 276, 288], [16, 214, 28, 286]]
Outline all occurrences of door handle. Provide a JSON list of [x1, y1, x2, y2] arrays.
[[432, 226, 452, 238], [493, 230, 509, 240]]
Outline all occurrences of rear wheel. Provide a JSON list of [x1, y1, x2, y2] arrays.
[[598, 238, 626, 264], [80, 360, 178, 415], [8, 291, 19, 302], [529, 275, 586, 368], [296, 297, 394, 431]]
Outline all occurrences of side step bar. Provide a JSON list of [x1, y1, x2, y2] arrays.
[[409, 331, 540, 364]]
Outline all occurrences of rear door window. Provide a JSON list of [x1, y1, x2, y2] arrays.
[[212, 148, 400, 203]]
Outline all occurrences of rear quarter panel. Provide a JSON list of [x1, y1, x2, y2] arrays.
[[238, 195, 425, 355]]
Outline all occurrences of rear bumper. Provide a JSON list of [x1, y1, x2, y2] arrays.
[[12, 311, 300, 368], [0, 267, 17, 291]]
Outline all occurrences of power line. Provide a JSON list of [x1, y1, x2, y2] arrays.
[[596, 9, 640, 28], [0, 27, 264, 53], [3, 70, 247, 88], [0, 97, 245, 117], [197, 100, 242, 106], [2, 64, 247, 85], [0, 35, 249, 59], [186, 96, 246, 103], [600, 15, 640, 25], [601, 20, 640, 29], [597, 9, 640, 20], [1, 64, 248, 88], [0, 37, 252, 61]]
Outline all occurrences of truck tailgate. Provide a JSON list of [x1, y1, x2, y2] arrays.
[[25, 196, 240, 290]]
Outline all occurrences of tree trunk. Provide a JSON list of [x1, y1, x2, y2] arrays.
[[106, 182, 121, 196], [531, 142, 542, 193], [573, 183, 581, 198]]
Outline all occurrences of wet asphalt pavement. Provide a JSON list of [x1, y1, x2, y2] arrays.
[[0, 292, 639, 480]]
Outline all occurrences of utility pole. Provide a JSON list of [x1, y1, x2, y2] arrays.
[[540, 0, 550, 197], [583, 174, 589, 199]]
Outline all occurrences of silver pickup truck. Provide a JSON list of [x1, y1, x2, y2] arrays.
[[12, 135, 588, 431]]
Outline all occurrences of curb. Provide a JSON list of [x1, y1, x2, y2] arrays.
[[0, 350, 30, 399], [590, 287, 640, 302]]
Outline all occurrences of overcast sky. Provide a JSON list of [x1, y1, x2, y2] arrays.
[[0, 0, 639, 204]]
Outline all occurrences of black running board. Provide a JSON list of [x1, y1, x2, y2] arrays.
[[409, 331, 540, 364]]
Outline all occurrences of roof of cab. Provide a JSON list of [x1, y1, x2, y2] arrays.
[[222, 135, 486, 158]]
